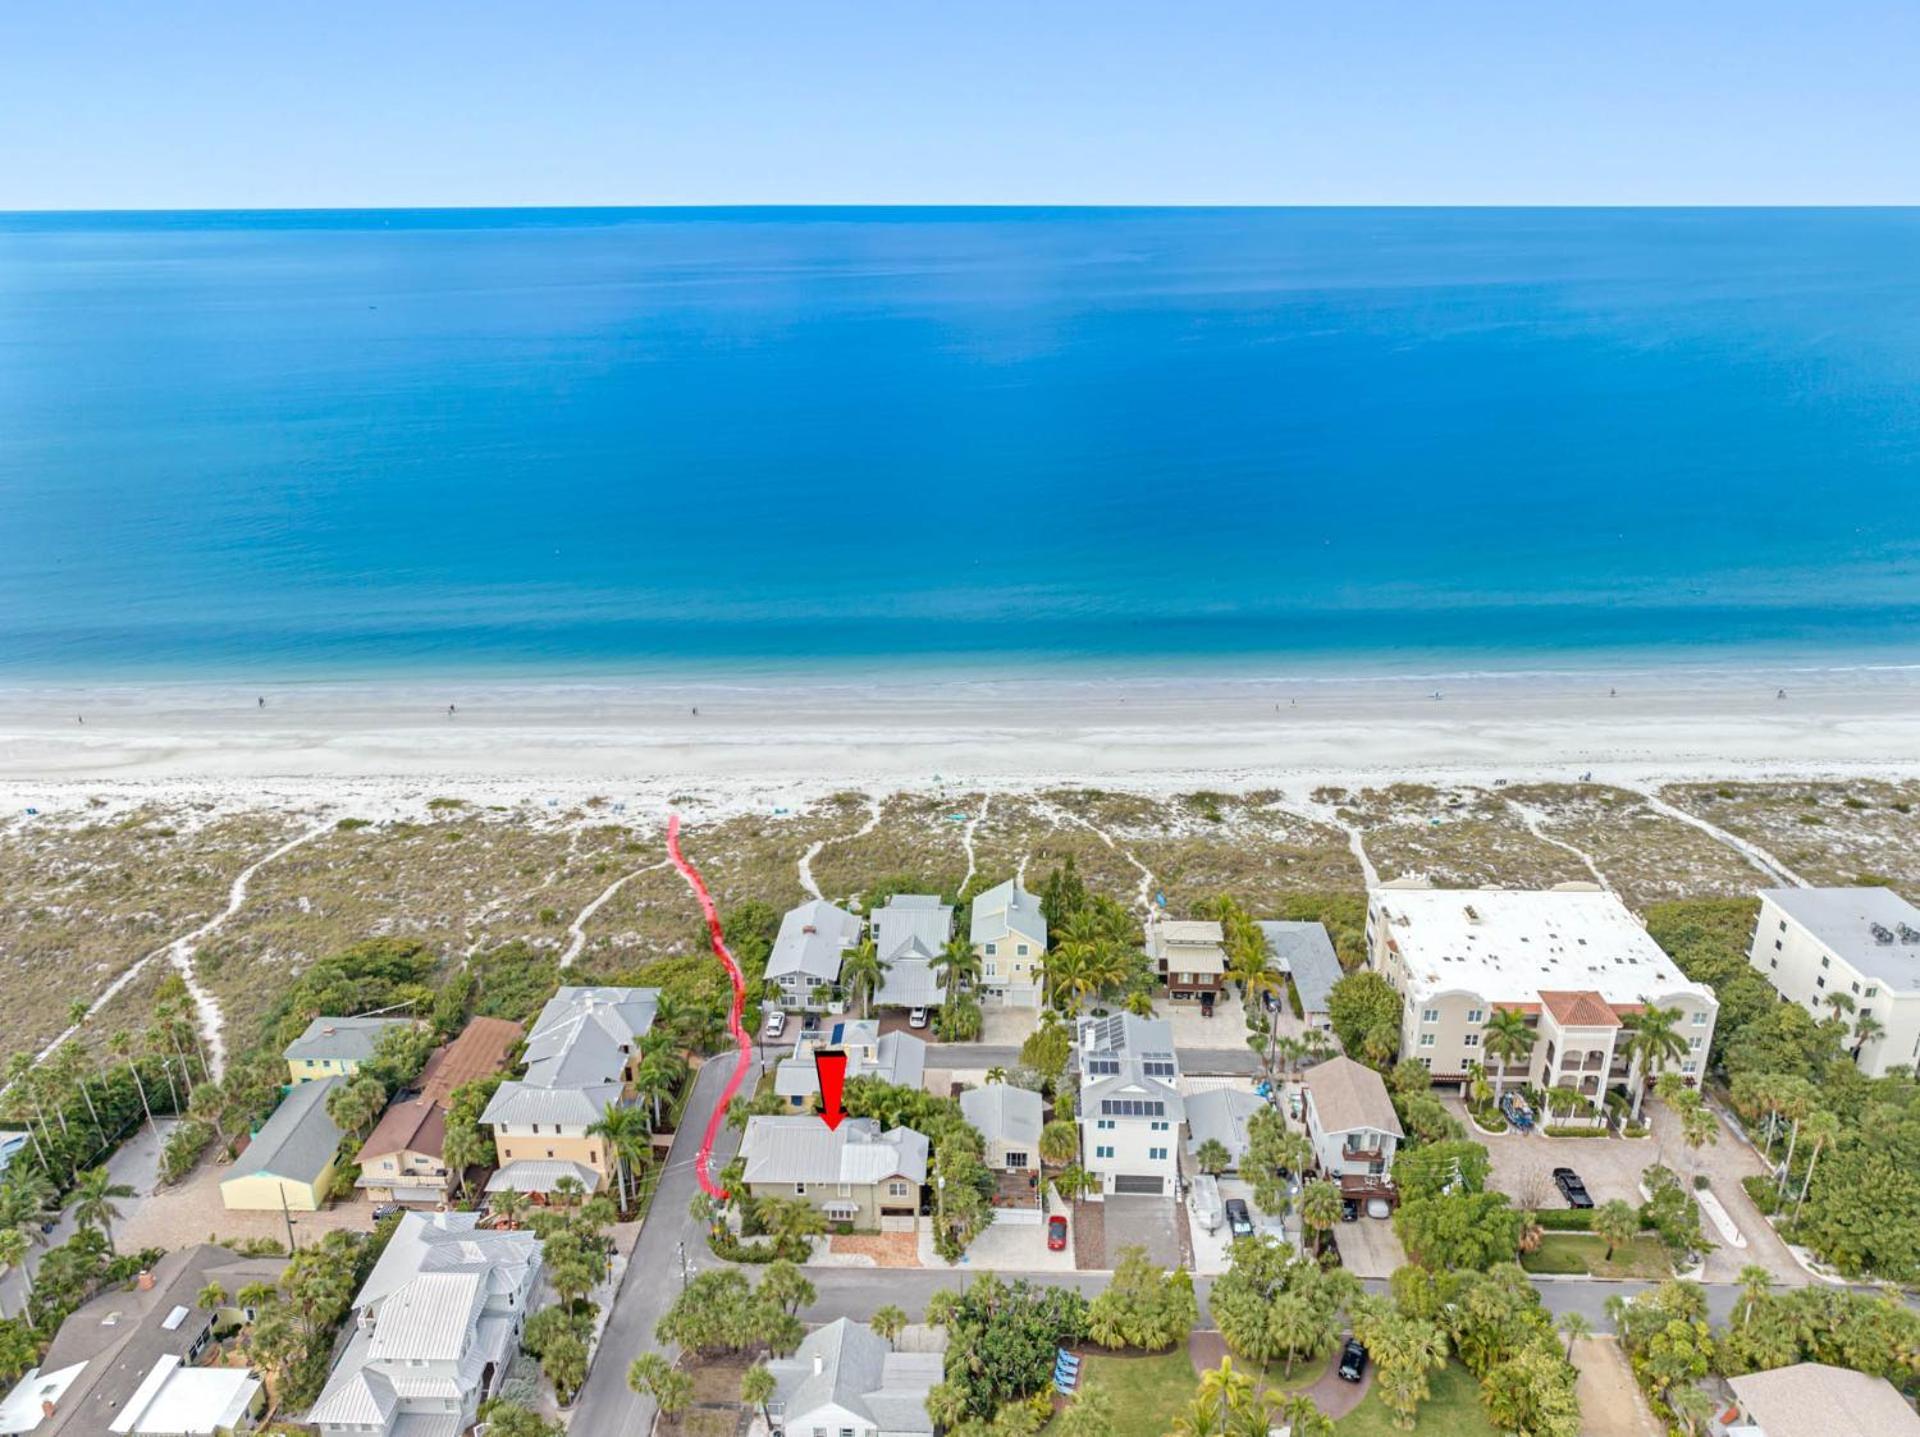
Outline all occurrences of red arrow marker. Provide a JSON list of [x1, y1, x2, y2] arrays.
[[816, 1050, 848, 1131]]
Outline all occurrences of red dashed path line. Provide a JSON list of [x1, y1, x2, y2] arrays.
[[666, 813, 751, 1200]]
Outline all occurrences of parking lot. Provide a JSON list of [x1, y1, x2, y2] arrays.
[[1459, 1099, 1651, 1211]]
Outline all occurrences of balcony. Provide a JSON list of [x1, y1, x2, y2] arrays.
[[1342, 1145, 1385, 1165]]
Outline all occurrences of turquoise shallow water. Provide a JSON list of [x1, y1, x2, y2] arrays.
[[1, 207, 1918, 680]]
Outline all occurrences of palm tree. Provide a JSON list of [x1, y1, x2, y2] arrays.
[[632, 1043, 684, 1130], [1299, 1179, 1342, 1257], [934, 937, 981, 1008], [587, 1104, 651, 1214], [840, 939, 888, 1018], [1850, 1009, 1885, 1062], [1482, 1008, 1534, 1103], [196, 1280, 228, 1313], [1792, 1109, 1840, 1221], [0, 1227, 31, 1313], [492, 1189, 530, 1231], [68, 1166, 134, 1256], [1270, 1393, 1332, 1437], [741, 1364, 777, 1429], [1668, 1383, 1717, 1437], [1193, 1139, 1231, 1176], [1735, 1263, 1773, 1328], [1039, 1119, 1080, 1192], [1593, 1199, 1638, 1261], [109, 1030, 157, 1136], [756, 1195, 827, 1249], [1556, 1310, 1592, 1360], [1622, 1004, 1687, 1121], [870, 1303, 909, 1343], [985, 1065, 1008, 1084]]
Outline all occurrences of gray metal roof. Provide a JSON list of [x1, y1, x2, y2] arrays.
[[480, 1080, 622, 1128], [520, 986, 658, 1088], [1761, 888, 1920, 992], [767, 900, 864, 983], [873, 895, 953, 963], [875, 957, 943, 1009], [1259, 920, 1342, 1014], [283, 1015, 412, 1064], [766, 1319, 940, 1436], [224, 1077, 346, 1185], [960, 1083, 1043, 1149], [970, 880, 1047, 950], [482, 1160, 602, 1195], [773, 1031, 925, 1100], [1184, 1088, 1265, 1166], [740, 1116, 930, 1187], [355, 1211, 542, 1312]]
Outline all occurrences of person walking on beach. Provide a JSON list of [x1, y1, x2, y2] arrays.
[[258, 695, 265, 708]]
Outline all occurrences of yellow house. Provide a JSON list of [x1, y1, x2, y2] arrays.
[[283, 1015, 413, 1085], [971, 880, 1049, 1008], [220, 1076, 347, 1212]]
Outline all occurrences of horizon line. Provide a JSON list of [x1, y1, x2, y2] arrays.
[[6, 201, 1920, 217]]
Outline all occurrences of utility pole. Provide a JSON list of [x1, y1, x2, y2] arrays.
[[279, 1183, 297, 1253], [676, 1240, 688, 1291]]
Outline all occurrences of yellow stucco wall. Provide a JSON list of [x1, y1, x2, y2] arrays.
[[287, 1056, 364, 1084], [492, 1133, 610, 1183]]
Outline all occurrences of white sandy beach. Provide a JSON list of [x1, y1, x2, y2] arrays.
[[1, 663, 1917, 818]]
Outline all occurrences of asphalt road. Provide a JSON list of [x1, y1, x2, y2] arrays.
[[566, 1049, 748, 1437], [925, 1043, 1262, 1077]]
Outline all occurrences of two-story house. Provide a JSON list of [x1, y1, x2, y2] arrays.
[[872, 895, 953, 1015], [774, 1019, 927, 1110], [1075, 1014, 1184, 1196], [482, 986, 658, 1200], [767, 899, 864, 1015], [1749, 887, 1920, 1078], [1299, 1056, 1402, 1204], [283, 1015, 414, 1084], [1145, 919, 1227, 1007], [307, 1212, 541, 1437], [738, 1117, 929, 1228], [1367, 884, 1718, 1101], [763, 1318, 941, 1437], [356, 1016, 522, 1207], [971, 880, 1048, 1008]]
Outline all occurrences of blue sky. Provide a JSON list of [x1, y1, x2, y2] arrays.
[[3, 1, 1917, 208]]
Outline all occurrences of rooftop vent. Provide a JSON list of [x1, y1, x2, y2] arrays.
[[1464, 905, 1481, 923], [1871, 923, 1895, 945], [1899, 924, 1920, 945]]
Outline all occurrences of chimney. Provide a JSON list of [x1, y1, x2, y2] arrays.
[[136, 1270, 155, 1291], [40, 1400, 55, 1419]]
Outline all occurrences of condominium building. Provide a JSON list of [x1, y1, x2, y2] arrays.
[[1749, 887, 1920, 1078], [1367, 885, 1717, 1095]]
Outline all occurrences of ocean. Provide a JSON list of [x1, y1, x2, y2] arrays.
[[2, 207, 1918, 683]]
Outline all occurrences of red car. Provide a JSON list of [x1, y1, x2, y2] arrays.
[[1047, 1215, 1069, 1251]]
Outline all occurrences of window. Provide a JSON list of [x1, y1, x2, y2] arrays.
[[1779, 919, 1787, 932], [838, 1183, 852, 1197], [1865, 986, 1879, 998], [1692, 1012, 1707, 1026], [1096, 1119, 1114, 1131], [889, 1181, 910, 1196], [1816, 976, 1826, 989], [794, 1183, 807, 1195], [1149, 1147, 1168, 1161], [1150, 1120, 1168, 1132], [1466, 1008, 1484, 1024], [1095, 1146, 1114, 1159], [1851, 981, 1861, 994], [1821, 955, 1831, 968], [1017, 944, 1029, 956], [1419, 1033, 1435, 1048], [1689, 1036, 1703, 1050], [1682, 1061, 1697, 1074], [986, 942, 997, 955], [1421, 1008, 1440, 1024], [1463, 1033, 1480, 1047]]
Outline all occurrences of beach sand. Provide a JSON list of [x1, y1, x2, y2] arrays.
[[2, 662, 1917, 812]]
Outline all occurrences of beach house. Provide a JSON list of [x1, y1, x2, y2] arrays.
[[1724, 1361, 1920, 1437], [307, 1212, 541, 1437], [872, 894, 954, 1015], [1367, 884, 1718, 1098], [971, 880, 1048, 1007], [355, 1015, 522, 1206], [283, 1015, 414, 1084], [0, 1245, 281, 1436], [775, 1019, 927, 1110], [481, 985, 658, 1199], [762, 1317, 942, 1437], [1259, 920, 1342, 1030], [1145, 918, 1227, 1007], [959, 1081, 1044, 1174], [1075, 1013, 1183, 1195], [1300, 1056, 1402, 1205], [1748, 887, 1920, 1078], [738, 1117, 929, 1227], [219, 1077, 346, 1212], [1183, 1087, 1266, 1173], [767, 899, 864, 1015]]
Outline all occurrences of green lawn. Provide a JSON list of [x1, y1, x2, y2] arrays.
[[1335, 1362, 1499, 1435], [1066, 1350, 1196, 1437], [1520, 1232, 1672, 1280]]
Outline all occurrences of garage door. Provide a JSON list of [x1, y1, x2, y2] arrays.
[[1113, 1175, 1165, 1195]]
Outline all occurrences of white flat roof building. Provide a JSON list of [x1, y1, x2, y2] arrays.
[[1368, 885, 1717, 1092], [1751, 888, 1920, 1078]]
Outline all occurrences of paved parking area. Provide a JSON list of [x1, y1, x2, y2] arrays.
[[1457, 1098, 1652, 1211], [934, 1207, 1076, 1273], [1101, 1195, 1182, 1269], [978, 1005, 1040, 1046], [1330, 1213, 1405, 1279], [1188, 1177, 1293, 1275], [1157, 991, 1249, 1048]]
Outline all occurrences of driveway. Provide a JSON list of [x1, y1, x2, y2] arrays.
[[1648, 1100, 1807, 1286], [1101, 1195, 1182, 1270], [1330, 1214, 1405, 1279], [1462, 1099, 1653, 1212], [1570, 1336, 1660, 1436]]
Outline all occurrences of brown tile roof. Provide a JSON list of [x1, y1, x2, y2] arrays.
[[420, 1016, 523, 1105], [1538, 989, 1621, 1028]]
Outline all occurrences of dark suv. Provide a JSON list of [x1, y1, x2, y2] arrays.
[[1338, 1338, 1368, 1382], [1224, 1198, 1254, 1238]]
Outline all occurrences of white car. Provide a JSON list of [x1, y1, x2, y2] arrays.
[[908, 1007, 929, 1029], [763, 1009, 787, 1040]]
